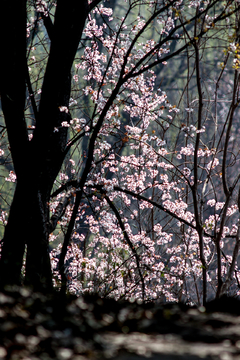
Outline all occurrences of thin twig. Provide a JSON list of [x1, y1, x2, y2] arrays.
[[101, 189, 145, 302]]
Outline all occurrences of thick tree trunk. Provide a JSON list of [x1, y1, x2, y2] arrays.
[[24, 189, 53, 292], [0, 0, 89, 292], [0, 181, 53, 292], [0, 184, 26, 287]]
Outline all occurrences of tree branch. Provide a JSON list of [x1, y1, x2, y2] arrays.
[[102, 190, 145, 302], [0, 0, 29, 178], [42, 13, 54, 40], [220, 223, 240, 296], [124, 1, 240, 81], [89, 0, 102, 12], [51, 180, 78, 199], [48, 189, 73, 233], [192, 36, 207, 305], [26, 63, 38, 121]]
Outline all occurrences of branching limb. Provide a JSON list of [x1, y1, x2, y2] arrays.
[[220, 223, 240, 296], [58, 187, 83, 295], [26, 63, 38, 122], [48, 189, 74, 233], [89, 0, 102, 12], [101, 189, 145, 302], [192, 36, 207, 305], [41, 14, 54, 40], [84, 183, 214, 239], [222, 71, 239, 196], [50, 180, 78, 199]]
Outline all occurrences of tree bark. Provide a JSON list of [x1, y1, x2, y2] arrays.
[[0, 184, 26, 287], [0, 0, 89, 292], [0, 182, 53, 292]]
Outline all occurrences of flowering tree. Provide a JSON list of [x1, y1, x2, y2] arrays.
[[0, 0, 240, 305]]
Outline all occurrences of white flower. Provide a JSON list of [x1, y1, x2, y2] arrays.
[[196, 126, 205, 133], [73, 75, 78, 82], [59, 106, 69, 113], [69, 159, 75, 166], [5, 171, 16, 182], [61, 121, 70, 127], [229, 43, 237, 52], [69, 98, 77, 106], [80, 118, 86, 125], [156, 138, 166, 146], [207, 158, 219, 170], [207, 199, 216, 207]]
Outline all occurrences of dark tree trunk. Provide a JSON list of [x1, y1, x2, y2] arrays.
[[0, 0, 28, 289], [0, 181, 53, 292], [24, 187, 53, 292], [0, 184, 27, 287], [0, 0, 89, 292]]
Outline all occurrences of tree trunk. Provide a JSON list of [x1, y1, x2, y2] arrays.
[[24, 188, 53, 292], [0, 0, 89, 292], [0, 184, 26, 288], [0, 180, 53, 292]]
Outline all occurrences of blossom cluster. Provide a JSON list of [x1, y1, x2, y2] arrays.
[[48, 0, 240, 304], [2, 0, 237, 304]]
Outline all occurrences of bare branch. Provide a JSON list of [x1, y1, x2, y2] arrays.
[[48, 189, 73, 233], [89, 0, 102, 12], [102, 190, 145, 302]]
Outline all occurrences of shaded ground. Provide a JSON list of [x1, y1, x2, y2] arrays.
[[0, 288, 240, 359]]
